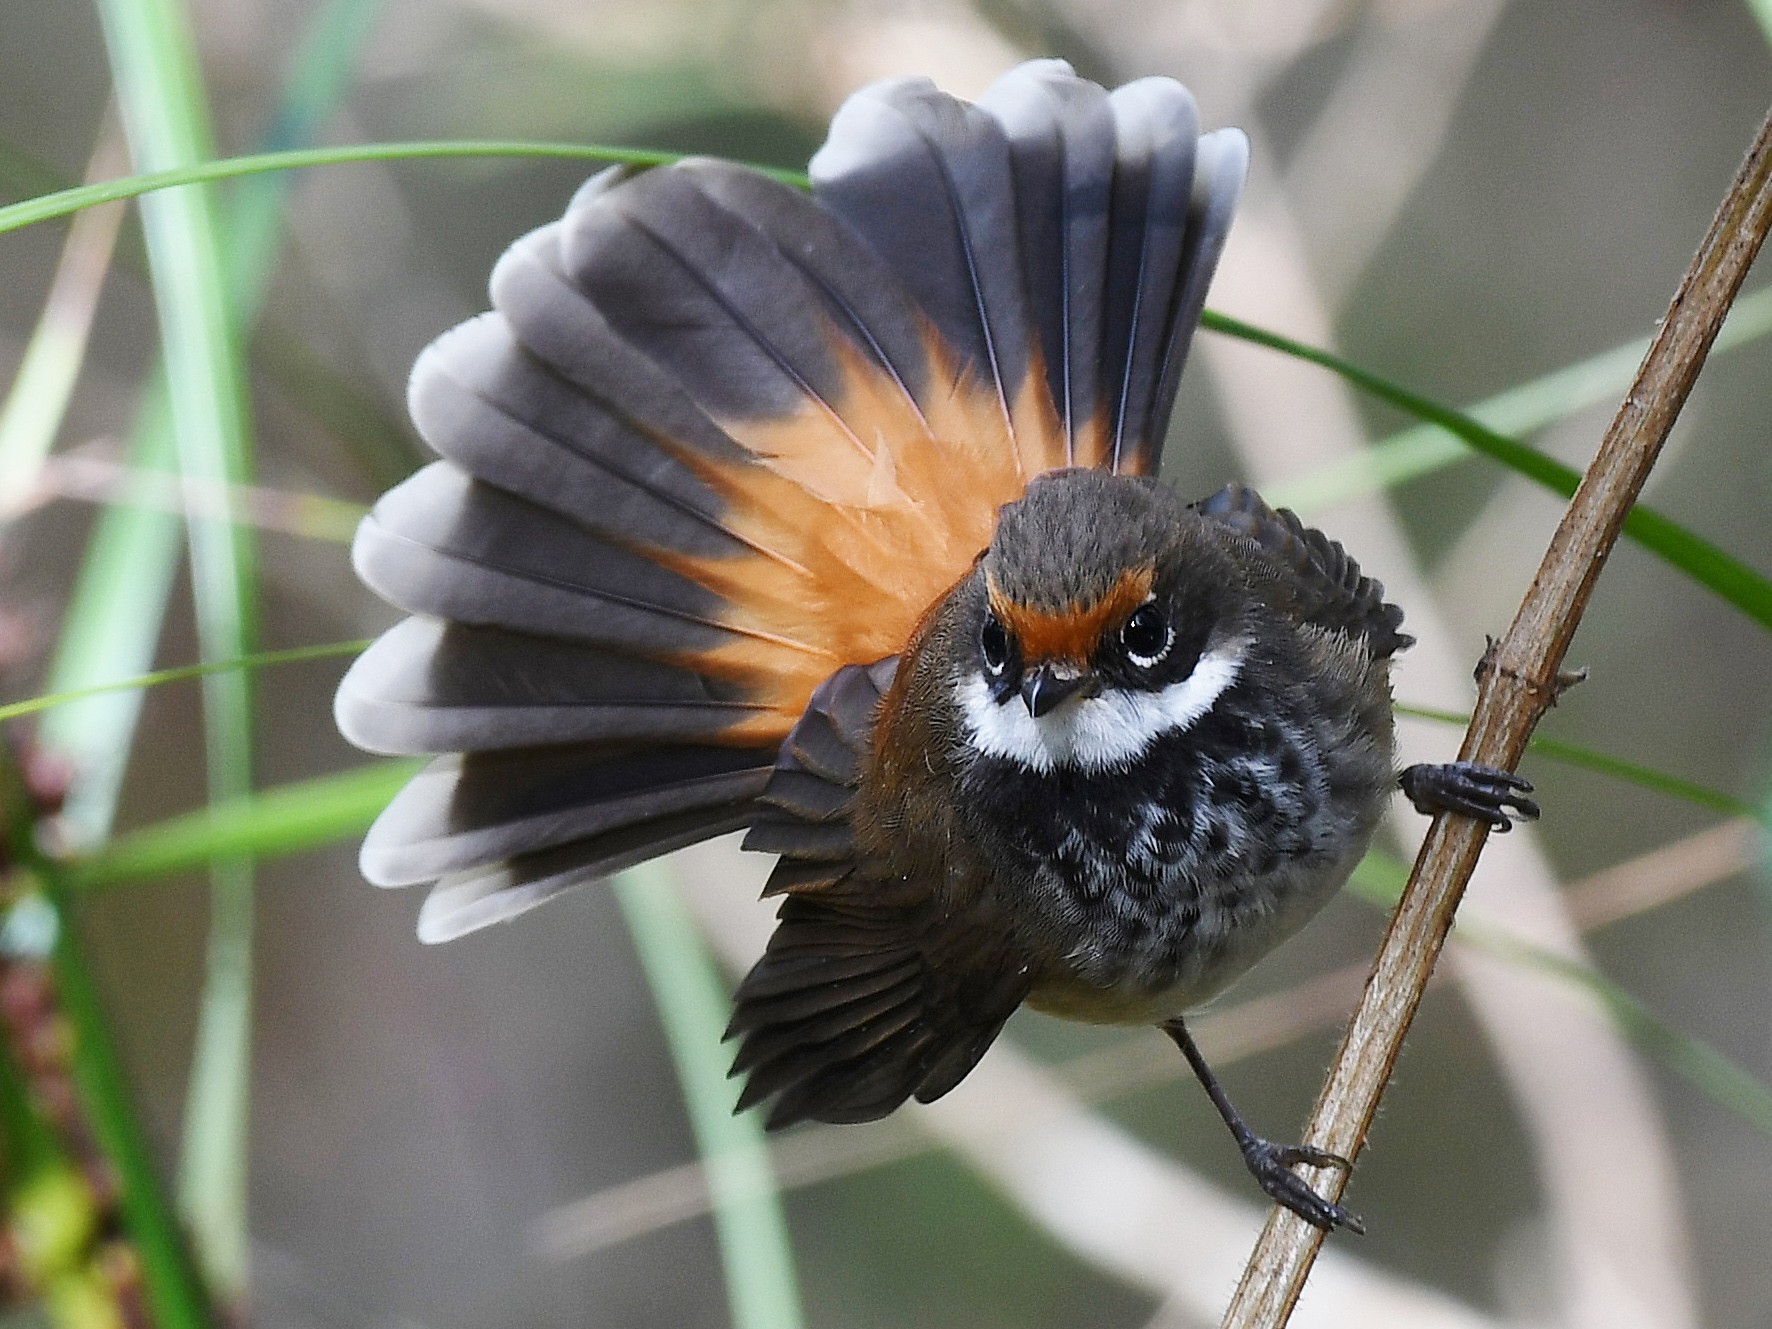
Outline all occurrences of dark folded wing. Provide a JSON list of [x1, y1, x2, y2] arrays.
[[728, 660, 1032, 1125], [1194, 484, 1412, 658]]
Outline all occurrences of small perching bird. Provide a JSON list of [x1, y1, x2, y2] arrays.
[[335, 59, 1535, 1231]]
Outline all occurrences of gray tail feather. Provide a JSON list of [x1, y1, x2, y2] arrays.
[[812, 58, 1246, 474]]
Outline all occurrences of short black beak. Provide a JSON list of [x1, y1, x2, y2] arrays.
[[1020, 665, 1093, 718]]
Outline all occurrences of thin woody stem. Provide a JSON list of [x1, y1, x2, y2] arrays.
[[1220, 99, 1772, 1329]]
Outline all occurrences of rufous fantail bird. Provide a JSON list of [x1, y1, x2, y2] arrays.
[[335, 59, 1535, 1232]]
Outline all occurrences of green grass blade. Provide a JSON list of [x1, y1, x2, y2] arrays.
[[8, 135, 1768, 632], [51, 665, 1740, 894], [0, 639, 368, 725], [1267, 285, 1772, 515], [98, 0, 260, 1294], [611, 865, 804, 1329], [40, 868, 213, 1329], [0, 142, 810, 236], [41, 5, 385, 845], [63, 761, 421, 891], [14, 137, 1768, 630], [1468, 922, 1772, 1140], [39, 0, 385, 1312], [1396, 703, 1755, 816], [1203, 309, 1772, 632], [0, 754, 210, 1328], [37, 379, 184, 844]]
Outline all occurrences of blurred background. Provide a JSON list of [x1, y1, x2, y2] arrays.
[[2, 0, 1772, 1326]]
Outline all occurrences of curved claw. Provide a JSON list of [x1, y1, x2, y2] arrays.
[[1399, 761, 1539, 829], [1270, 1141, 1352, 1173], [1241, 1136, 1365, 1234]]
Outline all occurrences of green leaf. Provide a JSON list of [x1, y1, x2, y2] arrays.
[[1468, 923, 1772, 1141], [43, 866, 214, 1329], [38, 385, 186, 850], [98, 0, 261, 1294], [80, 0, 390, 1302], [63, 761, 422, 892], [1747, 0, 1772, 49], [12, 139, 1769, 633]]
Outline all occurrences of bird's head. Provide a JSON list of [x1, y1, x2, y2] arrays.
[[950, 469, 1254, 775]]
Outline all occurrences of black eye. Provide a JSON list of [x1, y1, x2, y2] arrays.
[[980, 614, 1011, 674], [1120, 604, 1171, 667]]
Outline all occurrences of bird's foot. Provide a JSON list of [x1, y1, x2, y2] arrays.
[[1399, 761, 1538, 830], [1237, 1135, 1365, 1234]]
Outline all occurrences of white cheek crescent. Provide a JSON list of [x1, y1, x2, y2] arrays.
[[956, 641, 1247, 775]]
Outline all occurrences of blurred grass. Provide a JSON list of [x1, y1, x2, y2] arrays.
[[1268, 284, 1772, 516], [1206, 309, 1772, 633], [1349, 853, 1772, 1144], [0, 641, 368, 725], [21, 0, 386, 1318], [48, 700, 1745, 891], [96, 0, 262, 1297], [613, 865, 804, 1329], [1397, 702, 1756, 817], [11, 152, 1771, 645], [0, 138, 128, 515], [0, 740, 214, 1328], [1749, 0, 1772, 48], [45, 861, 214, 1329], [0, 142, 809, 235], [63, 761, 422, 892]]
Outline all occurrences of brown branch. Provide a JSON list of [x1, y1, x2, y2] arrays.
[[1220, 100, 1772, 1329]]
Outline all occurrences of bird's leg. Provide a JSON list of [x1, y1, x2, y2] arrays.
[[1398, 763, 1539, 830], [1160, 1017, 1364, 1234]]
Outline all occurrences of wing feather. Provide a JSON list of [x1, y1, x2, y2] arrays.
[[1195, 484, 1410, 657]]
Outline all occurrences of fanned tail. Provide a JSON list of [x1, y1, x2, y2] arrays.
[[337, 61, 1246, 941]]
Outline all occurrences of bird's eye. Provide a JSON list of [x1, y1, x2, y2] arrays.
[[1120, 604, 1172, 668], [980, 614, 1011, 675]]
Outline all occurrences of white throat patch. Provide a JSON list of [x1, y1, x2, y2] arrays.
[[955, 641, 1247, 774]]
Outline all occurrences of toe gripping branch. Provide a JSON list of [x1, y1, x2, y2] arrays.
[[1162, 1019, 1364, 1234], [1398, 761, 1539, 831]]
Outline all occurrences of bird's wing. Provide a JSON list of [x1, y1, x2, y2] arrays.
[[336, 60, 1246, 939], [729, 659, 1033, 1124], [1193, 485, 1412, 658]]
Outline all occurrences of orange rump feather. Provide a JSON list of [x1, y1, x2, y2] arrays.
[[644, 313, 1072, 743]]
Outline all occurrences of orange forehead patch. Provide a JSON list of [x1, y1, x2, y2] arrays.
[[988, 564, 1154, 663]]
